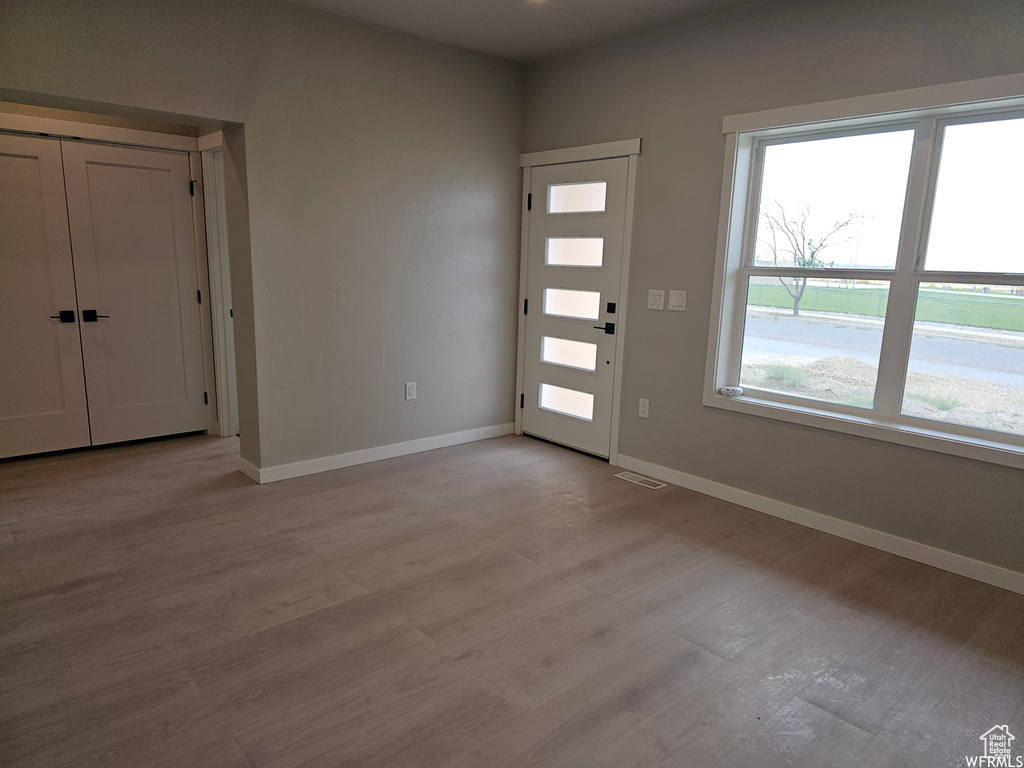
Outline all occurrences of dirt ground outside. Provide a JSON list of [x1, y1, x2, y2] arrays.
[[741, 354, 1024, 435]]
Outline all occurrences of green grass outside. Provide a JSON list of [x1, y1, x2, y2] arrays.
[[747, 284, 1024, 332]]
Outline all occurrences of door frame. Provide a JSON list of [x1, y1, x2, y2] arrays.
[[515, 139, 642, 462], [199, 133, 239, 437], [0, 110, 222, 436]]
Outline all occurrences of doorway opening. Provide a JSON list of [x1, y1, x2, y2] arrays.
[[0, 100, 246, 459]]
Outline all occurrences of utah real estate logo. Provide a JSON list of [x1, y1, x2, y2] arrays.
[[967, 726, 1022, 767]]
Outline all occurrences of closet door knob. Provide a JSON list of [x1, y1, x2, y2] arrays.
[[81, 310, 109, 322], [49, 310, 76, 323]]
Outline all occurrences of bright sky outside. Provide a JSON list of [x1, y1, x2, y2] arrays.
[[753, 117, 1024, 274]]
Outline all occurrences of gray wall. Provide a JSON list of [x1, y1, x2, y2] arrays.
[[0, 0, 525, 468], [524, 0, 1024, 571]]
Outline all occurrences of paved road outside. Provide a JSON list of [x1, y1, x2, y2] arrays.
[[742, 313, 1024, 391]]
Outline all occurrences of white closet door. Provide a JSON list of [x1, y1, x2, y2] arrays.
[[61, 140, 207, 445], [0, 134, 91, 458]]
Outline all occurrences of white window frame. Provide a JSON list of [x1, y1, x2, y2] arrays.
[[705, 73, 1024, 470]]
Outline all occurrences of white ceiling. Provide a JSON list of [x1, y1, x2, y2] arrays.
[[289, 0, 760, 63]]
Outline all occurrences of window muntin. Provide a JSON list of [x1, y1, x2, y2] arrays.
[[753, 130, 914, 270], [924, 116, 1024, 274], [711, 103, 1024, 463]]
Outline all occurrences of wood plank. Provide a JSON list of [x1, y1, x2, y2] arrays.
[[723, 696, 874, 767], [0, 433, 1019, 768]]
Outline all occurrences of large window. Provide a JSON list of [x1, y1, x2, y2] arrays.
[[707, 90, 1024, 468]]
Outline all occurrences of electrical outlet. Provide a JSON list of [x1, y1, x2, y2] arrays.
[[647, 290, 665, 310], [639, 398, 650, 418], [405, 381, 417, 401], [668, 290, 687, 311]]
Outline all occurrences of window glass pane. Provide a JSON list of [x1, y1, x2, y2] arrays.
[[901, 283, 1024, 435], [740, 278, 889, 407], [924, 118, 1024, 273], [548, 182, 607, 214], [543, 288, 601, 320], [541, 336, 598, 371], [753, 131, 914, 270], [546, 237, 604, 267], [539, 382, 594, 421]]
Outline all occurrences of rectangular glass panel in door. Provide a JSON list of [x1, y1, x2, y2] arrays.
[[543, 288, 601, 320], [901, 283, 1024, 435], [546, 237, 604, 267], [539, 383, 595, 421], [541, 336, 598, 371], [924, 117, 1024, 273], [548, 182, 607, 214]]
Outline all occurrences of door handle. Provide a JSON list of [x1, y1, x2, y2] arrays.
[[49, 310, 76, 323], [593, 322, 615, 335], [81, 310, 110, 322]]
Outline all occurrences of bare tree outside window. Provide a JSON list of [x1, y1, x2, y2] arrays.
[[759, 203, 858, 316]]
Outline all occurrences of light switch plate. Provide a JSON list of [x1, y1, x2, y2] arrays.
[[668, 290, 687, 311], [405, 382, 417, 401], [647, 290, 665, 310]]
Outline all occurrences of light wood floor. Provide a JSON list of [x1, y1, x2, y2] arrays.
[[1, 434, 1022, 767]]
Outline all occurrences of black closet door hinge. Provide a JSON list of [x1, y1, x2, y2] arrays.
[[197, 290, 202, 304], [523, 299, 528, 315], [204, 391, 208, 405], [520, 394, 524, 409], [189, 180, 196, 196], [527, 193, 532, 211]]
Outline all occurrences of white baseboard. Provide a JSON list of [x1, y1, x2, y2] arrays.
[[237, 456, 262, 484], [616, 454, 1024, 596], [237, 423, 514, 485]]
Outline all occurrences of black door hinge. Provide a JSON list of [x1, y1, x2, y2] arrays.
[[229, 308, 233, 318], [204, 391, 208, 404], [524, 299, 528, 315], [520, 394, 525, 409], [197, 290, 202, 304], [527, 193, 532, 211], [189, 180, 196, 196]]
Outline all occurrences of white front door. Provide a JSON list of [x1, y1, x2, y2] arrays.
[[521, 157, 629, 457], [61, 141, 208, 445], [0, 134, 91, 458]]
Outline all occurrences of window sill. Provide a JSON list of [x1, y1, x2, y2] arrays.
[[702, 389, 1024, 470]]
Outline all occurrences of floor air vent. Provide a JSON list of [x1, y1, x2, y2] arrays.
[[614, 471, 667, 490]]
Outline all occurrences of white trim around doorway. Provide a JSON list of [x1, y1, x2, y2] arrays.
[[519, 138, 642, 168], [0, 111, 202, 152]]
